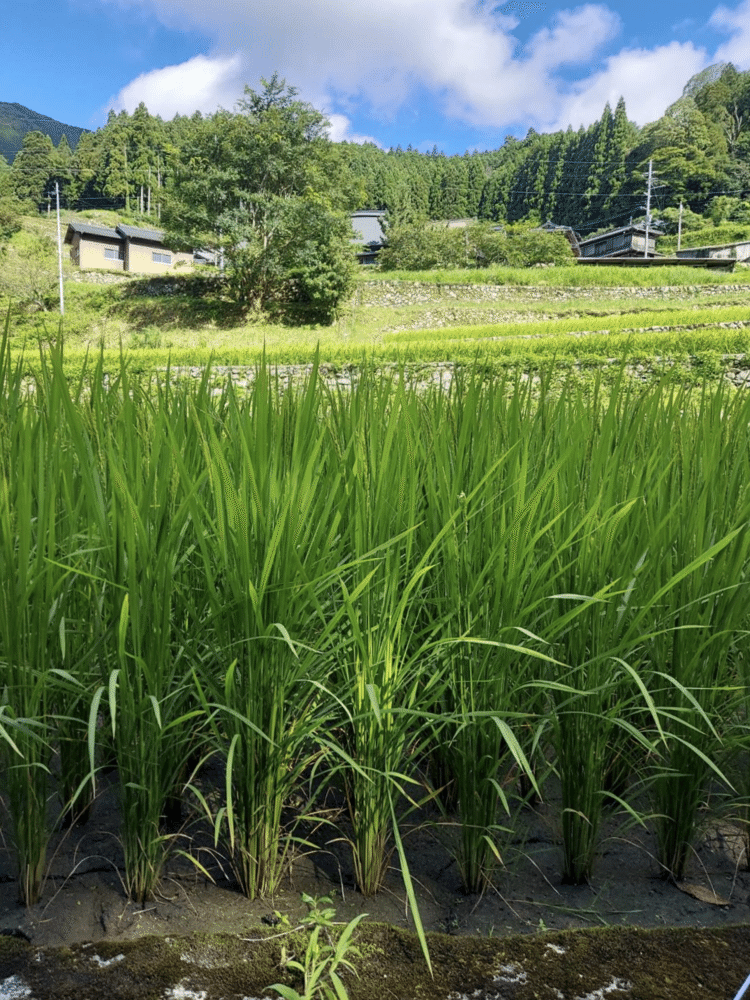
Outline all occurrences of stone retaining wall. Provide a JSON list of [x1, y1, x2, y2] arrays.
[[354, 280, 750, 308]]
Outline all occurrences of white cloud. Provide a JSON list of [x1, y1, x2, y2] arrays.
[[325, 114, 382, 146], [109, 52, 244, 118], [548, 41, 708, 132], [104, 1, 624, 129], [101, 0, 725, 141], [525, 5, 620, 70], [711, 0, 750, 69]]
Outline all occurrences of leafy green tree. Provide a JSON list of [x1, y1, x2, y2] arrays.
[[631, 97, 729, 211], [379, 220, 574, 270], [0, 196, 24, 249], [0, 154, 29, 253], [50, 134, 75, 207], [165, 75, 356, 321], [0, 234, 58, 309], [11, 131, 55, 206], [129, 102, 160, 215], [582, 103, 612, 222], [603, 97, 638, 221], [67, 130, 103, 209], [99, 110, 131, 211], [267, 199, 357, 323]]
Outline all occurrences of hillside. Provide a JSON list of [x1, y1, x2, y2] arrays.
[[0, 101, 87, 163]]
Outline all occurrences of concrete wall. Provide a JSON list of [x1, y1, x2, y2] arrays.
[[676, 242, 750, 262], [354, 279, 749, 308]]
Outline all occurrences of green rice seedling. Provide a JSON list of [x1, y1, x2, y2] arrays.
[[519, 373, 680, 884], [317, 373, 449, 897], [535, 375, 750, 884], [184, 361, 347, 899], [102, 381, 209, 901], [329, 548, 444, 896], [383, 305, 750, 345], [639, 383, 750, 881], [413, 369, 570, 891], [54, 357, 207, 902], [0, 334, 71, 904]]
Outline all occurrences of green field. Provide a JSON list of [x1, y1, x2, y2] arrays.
[[3, 256, 750, 383], [2, 314, 750, 924], [3, 239, 750, 950]]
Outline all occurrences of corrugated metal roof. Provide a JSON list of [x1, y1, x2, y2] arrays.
[[351, 211, 386, 247]]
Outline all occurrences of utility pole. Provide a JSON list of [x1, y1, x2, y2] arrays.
[[641, 159, 665, 259], [124, 144, 130, 213], [677, 201, 683, 253], [54, 180, 64, 317], [643, 159, 653, 259]]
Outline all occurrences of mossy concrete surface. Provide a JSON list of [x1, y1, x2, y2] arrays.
[[0, 923, 749, 1000]]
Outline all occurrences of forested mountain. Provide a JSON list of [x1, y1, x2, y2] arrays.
[[0, 102, 88, 163], [3, 63, 750, 235]]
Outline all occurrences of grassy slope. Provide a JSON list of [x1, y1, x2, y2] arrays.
[[4, 211, 750, 377]]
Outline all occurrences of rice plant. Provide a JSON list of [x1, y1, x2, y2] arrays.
[[640, 382, 750, 880], [52, 358, 209, 901], [0, 328, 68, 903], [414, 370, 562, 891], [185, 362, 347, 899], [3, 307, 750, 919]]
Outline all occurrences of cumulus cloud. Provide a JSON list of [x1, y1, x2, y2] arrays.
[[109, 52, 244, 118], [549, 41, 708, 131], [711, 0, 750, 68], [101, 0, 734, 141], [105, 0, 624, 128], [325, 114, 382, 146]]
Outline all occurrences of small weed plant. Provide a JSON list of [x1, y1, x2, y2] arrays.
[[268, 894, 366, 1000]]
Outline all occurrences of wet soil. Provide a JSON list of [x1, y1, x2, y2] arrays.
[[0, 771, 749, 998]]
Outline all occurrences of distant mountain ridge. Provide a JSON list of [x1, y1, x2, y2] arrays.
[[0, 102, 88, 163]]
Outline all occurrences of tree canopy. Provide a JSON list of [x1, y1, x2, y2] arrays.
[[164, 75, 357, 322]]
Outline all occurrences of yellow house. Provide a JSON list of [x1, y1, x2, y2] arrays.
[[64, 221, 194, 273]]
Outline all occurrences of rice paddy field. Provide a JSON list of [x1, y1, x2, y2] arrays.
[[2, 264, 750, 996]]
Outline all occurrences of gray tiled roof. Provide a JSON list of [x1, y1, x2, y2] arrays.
[[578, 224, 652, 246], [65, 221, 119, 241], [117, 224, 165, 243]]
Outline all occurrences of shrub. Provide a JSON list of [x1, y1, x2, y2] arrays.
[[379, 221, 574, 271]]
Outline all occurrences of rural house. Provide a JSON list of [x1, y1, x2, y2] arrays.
[[350, 210, 386, 264], [578, 224, 659, 259], [64, 221, 193, 273]]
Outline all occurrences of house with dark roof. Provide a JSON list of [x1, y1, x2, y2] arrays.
[[64, 221, 194, 273], [578, 224, 659, 260], [351, 210, 386, 264]]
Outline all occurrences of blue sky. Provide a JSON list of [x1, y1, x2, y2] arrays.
[[4, 0, 750, 154]]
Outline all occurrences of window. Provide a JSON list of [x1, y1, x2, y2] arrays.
[[104, 246, 124, 260], [152, 251, 172, 264]]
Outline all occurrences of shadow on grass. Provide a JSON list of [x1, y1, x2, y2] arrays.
[[117, 294, 248, 331]]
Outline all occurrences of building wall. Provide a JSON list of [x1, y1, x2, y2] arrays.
[[70, 234, 193, 273], [125, 241, 194, 274], [580, 230, 654, 258], [676, 241, 750, 262], [73, 234, 125, 271]]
